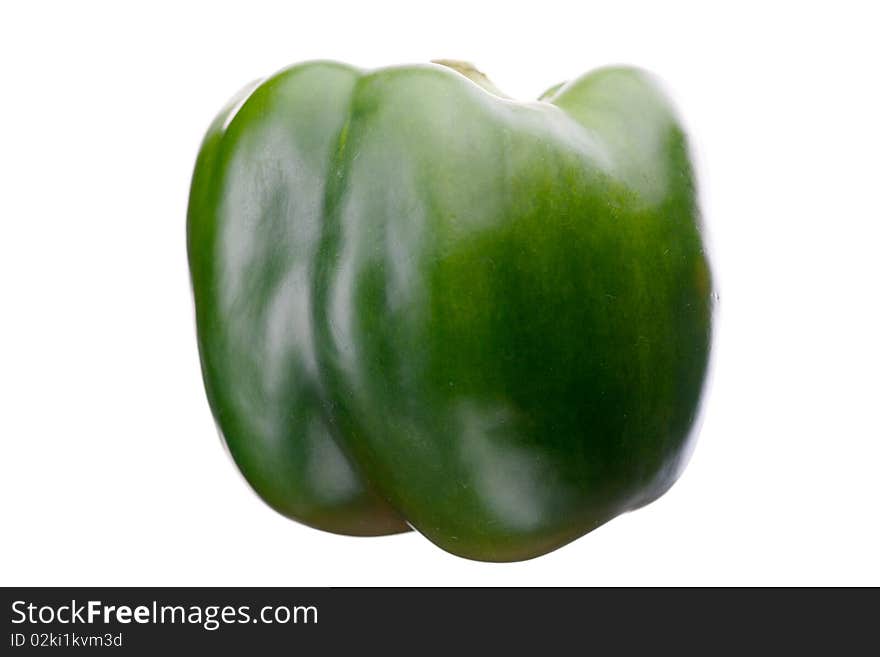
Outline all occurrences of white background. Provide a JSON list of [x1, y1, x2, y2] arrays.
[[1, 1, 878, 586]]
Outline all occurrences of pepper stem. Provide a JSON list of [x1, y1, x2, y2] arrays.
[[431, 59, 510, 98]]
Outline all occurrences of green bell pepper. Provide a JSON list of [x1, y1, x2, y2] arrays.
[[187, 59, 714, 562]]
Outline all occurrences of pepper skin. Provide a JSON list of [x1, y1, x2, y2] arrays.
[[187, 60, 714, 562]]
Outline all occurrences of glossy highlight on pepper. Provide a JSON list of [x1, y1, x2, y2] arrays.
[[187, 59, 714, 562]]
